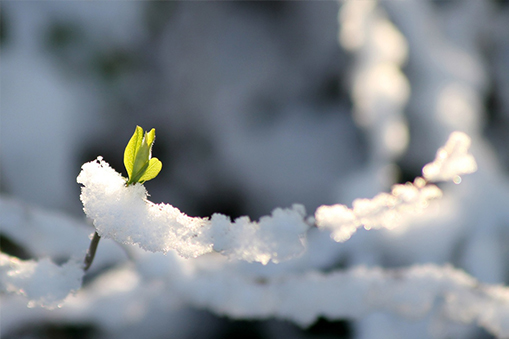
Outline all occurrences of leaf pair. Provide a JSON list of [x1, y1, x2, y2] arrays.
[[124, 126, 162, 186]]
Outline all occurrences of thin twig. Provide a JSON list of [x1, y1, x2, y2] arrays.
[[83, 231, 101, 271]]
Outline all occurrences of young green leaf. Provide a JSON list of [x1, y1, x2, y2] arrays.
[[124, 126, 144, 180], [138, 157, 162, 183], [131, 137, 150, 180], [124, 126, 162, 186], [145, 128, 156, 152]]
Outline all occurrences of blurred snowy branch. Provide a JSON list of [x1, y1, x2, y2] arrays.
[[338, 0, 410, 205], [0, 253, 83, 309], [422, 131, 478, 183], [315, 179, 442, 242], [316, 132, 476, 242], [175, 263, 509, 337]]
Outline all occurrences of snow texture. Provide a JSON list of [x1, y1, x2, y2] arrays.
[[0, 253, 84, 309], [77, 157, 309, 264]]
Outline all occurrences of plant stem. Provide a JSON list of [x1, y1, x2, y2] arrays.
[[83, 231, 101, 271]]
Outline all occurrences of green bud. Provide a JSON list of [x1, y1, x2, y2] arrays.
[[124, 126, 162, 185]]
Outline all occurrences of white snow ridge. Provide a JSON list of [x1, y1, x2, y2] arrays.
[[77, 157, 309, 264]]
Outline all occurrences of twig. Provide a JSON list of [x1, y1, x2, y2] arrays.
[[83, 231, 101, 271]]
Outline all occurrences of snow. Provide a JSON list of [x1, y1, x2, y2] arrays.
[[316, 180, 442, 242], [77, 131, 474, 265], [422, 131, 478, 183], [165, 260, 509, 337], [0, 195, 128, 311], [77, 157, 309, 264], [315, 131, 477, 243], [106, 258, 509, 337], [78, 130, 474, 259], [0, 253, 84, 309], [68, 128, 509, 337]]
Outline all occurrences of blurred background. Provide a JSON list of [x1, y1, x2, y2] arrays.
[[1, 1, 362, 221], [2, 1, 509, 338]]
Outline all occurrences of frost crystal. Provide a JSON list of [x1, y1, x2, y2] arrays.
[[77, 158, 309, 264]]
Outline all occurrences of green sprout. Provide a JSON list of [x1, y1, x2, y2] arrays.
[[124, 126, 162, 186], [84, 126, 162, 272]]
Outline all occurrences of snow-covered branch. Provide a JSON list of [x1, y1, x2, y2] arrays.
[[77, 159, 308, 264], [175, 263, 509, 337], [77, 131, 476, 264], [422, 131, 478, 183], [0, 253, 83, 309], [0, 130, 478, 312], [316, 131, 476, 242], [315, 179, 442, 242]]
